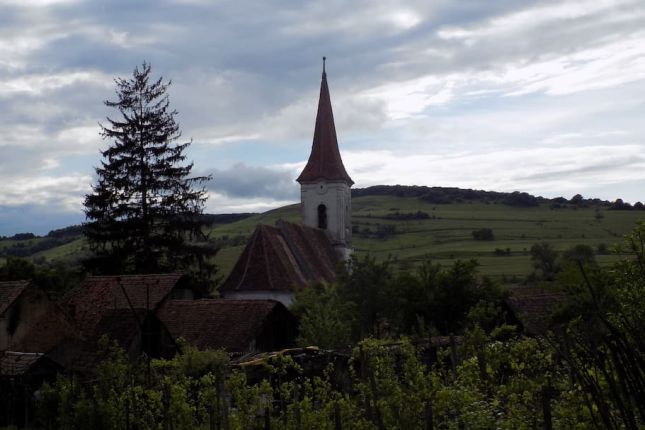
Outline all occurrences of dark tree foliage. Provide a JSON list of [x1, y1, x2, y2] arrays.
[[83, 63, 216, 284], [561, 244, 596, 266], [295, 256, 506, 343], [530, 242, 559, 280], [0, 257, 83, 297], [472, 228, 494, 241], [551, 224, 645, 429]]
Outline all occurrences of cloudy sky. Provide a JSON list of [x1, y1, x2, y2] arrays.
[[1, 0, 645, 235]]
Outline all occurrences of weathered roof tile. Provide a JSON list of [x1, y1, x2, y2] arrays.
[[505, 286, 566, 335], [220, 221, 337, 294], [157, 299, 292, 352], [62, 273, 182, 337], [0, 280, 30, 316]]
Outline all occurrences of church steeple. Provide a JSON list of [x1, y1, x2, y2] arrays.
[[297, 58, 353, 259], [296, 58, 353, 185]]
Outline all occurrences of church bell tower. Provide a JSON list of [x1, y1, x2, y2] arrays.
[[297, 58, 353, 259]]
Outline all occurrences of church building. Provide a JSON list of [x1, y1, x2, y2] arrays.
[[219, 59, 353, 306]]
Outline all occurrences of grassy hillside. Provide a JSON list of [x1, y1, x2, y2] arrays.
[[7, 189, 644, 283], [208, 195, 643, 282]]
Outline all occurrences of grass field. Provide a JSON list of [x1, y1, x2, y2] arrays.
[[16, 194, 644, 283], [207, 195, 644, 281]]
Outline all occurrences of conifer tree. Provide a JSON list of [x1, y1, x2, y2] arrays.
[[84, 62, 215, 281]]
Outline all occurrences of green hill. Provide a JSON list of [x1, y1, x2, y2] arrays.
[[4, 186, 644, 282], [208, 193, 642, 281]]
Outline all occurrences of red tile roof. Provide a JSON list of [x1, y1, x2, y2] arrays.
[[0, 280, 30, 316], [505, 286, 567, 335], [157, 299, 291, 352], [62, 273, 182, 337], [1, 351, 45, 376], [220, 221, 338, 294], [93, 308, 147, 350], [9, 304, 78, 353], [296, 64, 353, 185]]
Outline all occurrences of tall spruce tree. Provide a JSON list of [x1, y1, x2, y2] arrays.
[[84, 62, 215, 283]]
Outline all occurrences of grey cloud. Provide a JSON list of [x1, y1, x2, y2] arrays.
[[206, 163, 299, 201], [514, 154, 645, 183], [1, 0, 645, 235]]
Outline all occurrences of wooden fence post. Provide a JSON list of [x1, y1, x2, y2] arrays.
[[222, 391, 229, 430], [334, 401, 342, 430], [424, 401, 434, 430], [368, 369, 386, 430], [449, 334, 458, 378], [264, 406, 271, 430], [294, 383, 302, 430], [542, 384, 553, 430]]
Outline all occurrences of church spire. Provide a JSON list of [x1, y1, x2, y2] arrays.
[[296, 58, 354, 185]]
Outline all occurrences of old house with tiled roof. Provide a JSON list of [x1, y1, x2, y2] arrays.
[[158, 299, 296, 354], [0, 281, 54, 352], [220, 59, 352, 306], [8, 303, 77, 354], [61, 273, 188, 337], [2, 275, 181, 377]]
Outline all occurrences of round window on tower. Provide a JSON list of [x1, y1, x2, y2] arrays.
[[316, 182, 327, 195]]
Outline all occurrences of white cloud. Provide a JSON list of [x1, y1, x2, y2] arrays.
[[0, 0, 77, 5], [1, 0, 645, 234], [437, 0, 639, 41], [341, 143, 645, 199], [204, 191, 296, 214], [0, 173, 90, 211], [0, 122, 102, 153], [502, 33, 645, 96], [0, 71, 111, 96]]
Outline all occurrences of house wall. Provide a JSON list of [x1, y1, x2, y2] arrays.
[[221, 291, 295, 307], [300, 180, 351, 257], [0, 287, 51, 351], [256, 306, 297, 351]]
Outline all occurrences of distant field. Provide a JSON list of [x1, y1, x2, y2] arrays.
[[14, 193, 644, 283], [208, 195, 643, 282]]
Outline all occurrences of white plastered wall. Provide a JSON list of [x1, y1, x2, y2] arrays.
[[222, 291, 295, 307], [300, 181, 351, 249]]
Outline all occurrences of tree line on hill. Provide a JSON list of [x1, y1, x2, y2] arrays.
[[352, 185, 645, 209], [2, 186, 640, 256]]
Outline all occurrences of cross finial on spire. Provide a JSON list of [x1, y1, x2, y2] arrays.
[[322, 56, 326, 75]]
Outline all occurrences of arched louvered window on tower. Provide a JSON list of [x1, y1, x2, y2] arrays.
[[318, 204, 327, 229]]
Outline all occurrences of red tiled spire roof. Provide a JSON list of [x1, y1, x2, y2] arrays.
[[296, 58, 354, 185]]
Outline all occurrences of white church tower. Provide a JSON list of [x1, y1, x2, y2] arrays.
[[297, 58, 354, 259]]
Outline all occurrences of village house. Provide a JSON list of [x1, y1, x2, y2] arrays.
[[158, 299, 297, 354], [504, 286, 567, 336], [0, 281, 54, 352]]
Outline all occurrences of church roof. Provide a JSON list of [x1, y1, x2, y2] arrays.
[[296, 59, 354, 185], [219, 220, 338, 294]]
